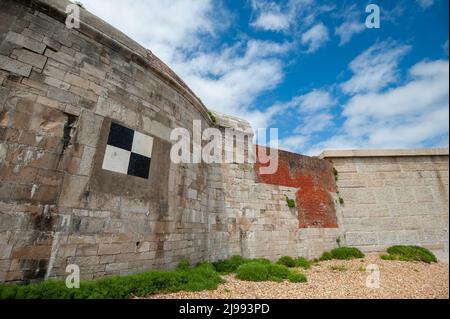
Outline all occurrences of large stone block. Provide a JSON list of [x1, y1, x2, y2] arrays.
[[0, 55, 32, 77], [14, 49, 47, 69], [4, 32, 46, 54]]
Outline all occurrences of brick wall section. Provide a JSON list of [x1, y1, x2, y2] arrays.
[[205, 113, 341, 262], [321, 150, 449, 261], [255, 146, 339, 228]]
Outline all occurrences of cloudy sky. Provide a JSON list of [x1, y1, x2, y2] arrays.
[[80, 0, 449, 155]]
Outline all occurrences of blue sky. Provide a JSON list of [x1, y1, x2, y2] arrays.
[[82, 0, 449, 155]]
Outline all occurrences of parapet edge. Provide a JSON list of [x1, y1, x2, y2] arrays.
[[318, 148, 450, 159]]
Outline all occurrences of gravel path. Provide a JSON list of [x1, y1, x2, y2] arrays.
[[148, 254, 449, 299]]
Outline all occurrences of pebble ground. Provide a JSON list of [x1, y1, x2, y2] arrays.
[[147, 254, 449, 299]]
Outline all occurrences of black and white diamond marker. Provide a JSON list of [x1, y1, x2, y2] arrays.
[[102, 122, 153, 179]]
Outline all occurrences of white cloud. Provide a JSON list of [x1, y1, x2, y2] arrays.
[[83, 0, 222, 63], [416, 0, 435, 9], [270, 89, 336, 153], [296, 90, 337, 113], [250, 0, 334, 36], [250, 0, 314, 32], [172, 40, 291, 129], [295, 113, 334, 135], [341, 41, 411, 94], [301, 23, 330, 53], [335, 21, 365, 46], [334, 5, 365, 46], [250, 1, 290, 32], [279, 135, 309, 153], [308, 59, 449, 155], [83, 1, 292, 132], [251, 12, 290, 32]]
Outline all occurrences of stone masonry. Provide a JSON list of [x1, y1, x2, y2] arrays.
[[320, 149, 449, 261], [0, 0, 448, 283]]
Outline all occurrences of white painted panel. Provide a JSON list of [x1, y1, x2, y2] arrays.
[[102, 145, 131, 174], [132, 131, 154, 158]]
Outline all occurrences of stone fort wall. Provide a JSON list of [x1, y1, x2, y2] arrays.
[[320, 150, 449, 261], [0, 0, 448, 283]]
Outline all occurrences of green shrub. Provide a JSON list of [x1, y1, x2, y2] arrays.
[[212, 255, 246, 273], [267, 264, 291, 281], [320, 247, 364, 261], [380, 254, 395, 261], [212, 256, 273, 273], [285, 196, 296, 208], [277, 256, 296, 268], [295, 257, 311, 269], [235, 263, 291, 282], [176, 259, 190, 271], [0, 263, 222, 299], [249, 258, 271, 265], [235, 262, 270, 282], [384, 246, 437, 263], [288, 272, 307, 283], [319, 251, 333, 261]]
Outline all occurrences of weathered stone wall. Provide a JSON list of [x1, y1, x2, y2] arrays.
[[0, 0, 341, 283], [205, 113, 342, 262], [0, 0, 216, 282], [1, 0, 448, 284], [320, 149, 449, 261]]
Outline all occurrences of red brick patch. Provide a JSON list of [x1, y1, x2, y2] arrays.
[[255, 146, 338, 228]]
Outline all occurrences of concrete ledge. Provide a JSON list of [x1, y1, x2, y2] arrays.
[[319, 148, 449, 159]]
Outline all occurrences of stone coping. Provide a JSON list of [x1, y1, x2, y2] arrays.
[[319, 148, 449, 159], [17, 0, 212, 123]]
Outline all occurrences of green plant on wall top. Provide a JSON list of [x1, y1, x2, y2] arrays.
[[208, 111, 217, 125], [72, 1, 85, 8], [285, 196, 296, 208]]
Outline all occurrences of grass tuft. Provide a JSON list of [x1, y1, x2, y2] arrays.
[[235, 263, 293, 282], [320, 247, 365, 261], [277, 256, 296, 268], [382, 246, 437, 263], [295, 257, 311, 269], [288, 272, 307, 283]]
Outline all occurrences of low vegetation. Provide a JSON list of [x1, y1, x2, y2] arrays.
[[285, 196, 296, 208], [381, 245, 437, 263], [0, 262, 222, 299], [212, 255, 270, 274], [329, 265, 348, 272], [320, 247, 365, 261], [295, 257, 311, 269], [277, 256, 296, 267], [208, 111, 217, 124], [277, 256, 311, 269], [333, 167, 339, 181], [0, 254, 329, 299], [236, 263, 301, 283], [287, 272, 308, 283]]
